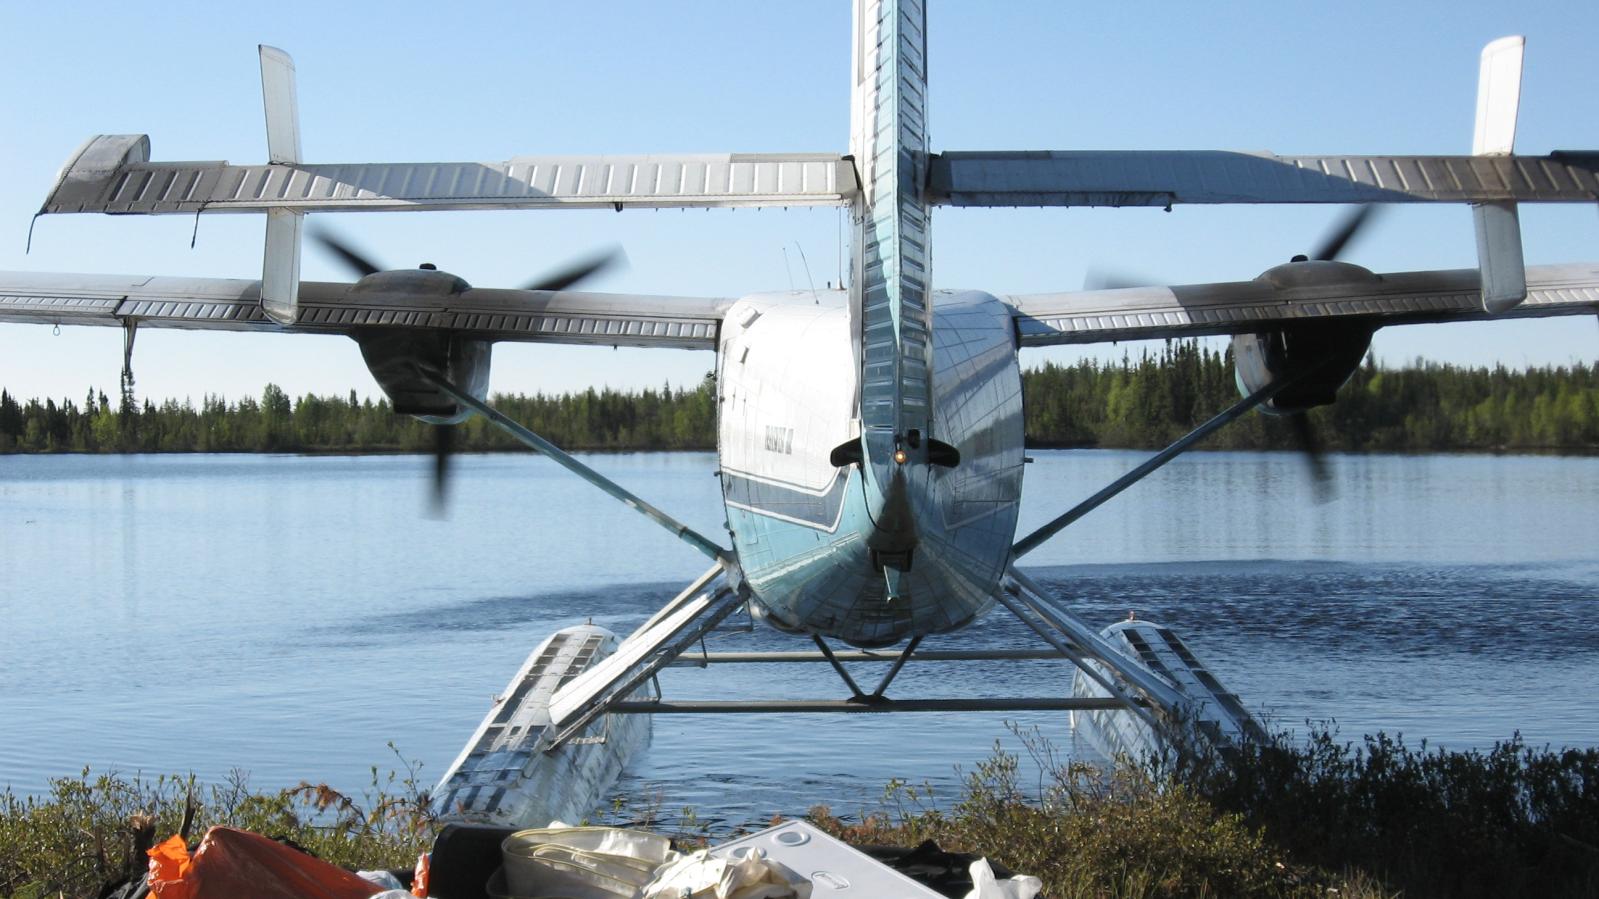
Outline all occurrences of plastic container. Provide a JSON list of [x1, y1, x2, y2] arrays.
[[709, 820, 944, 897]]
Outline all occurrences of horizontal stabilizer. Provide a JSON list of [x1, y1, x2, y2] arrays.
[[931, 149, 1599, 208], [41, 147, 856, 215]]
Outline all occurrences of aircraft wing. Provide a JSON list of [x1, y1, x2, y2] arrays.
[[0, 271, 727, 350], [1005, 262, 1599, 347]]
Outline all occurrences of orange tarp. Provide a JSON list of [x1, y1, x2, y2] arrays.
[[148, 827, 388, 899]]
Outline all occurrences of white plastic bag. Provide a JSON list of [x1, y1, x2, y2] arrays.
[[963, 858, 1042, 899], [643, 847, 808, 899], [357, 870, 407, 890]]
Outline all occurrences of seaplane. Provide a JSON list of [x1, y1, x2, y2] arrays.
[[3, 0, 1598, 826]]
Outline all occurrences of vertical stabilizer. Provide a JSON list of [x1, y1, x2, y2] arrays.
[[258, 45, 304, 325], [1471, 35, 1527, 313], [849, 0, 933, 477]]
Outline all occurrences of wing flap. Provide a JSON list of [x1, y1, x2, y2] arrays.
[[932, 150, 1599, 207], [0, 273, 250, 328], [0, 271, 727, 349], [1007, 263, 1599, 346]]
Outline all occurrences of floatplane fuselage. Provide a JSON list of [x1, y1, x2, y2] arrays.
[[711, 0, 1028, 648], [718, 289, 1023, 648]]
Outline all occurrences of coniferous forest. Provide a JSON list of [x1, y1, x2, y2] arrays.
[[3, 342, 1597, 454]]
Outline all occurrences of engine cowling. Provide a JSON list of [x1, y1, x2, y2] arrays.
[[1232, 324, 1371, 414], [348, 269, 490, 424], [1233, 261, 1376, 413], [356, 329, 491, 424]]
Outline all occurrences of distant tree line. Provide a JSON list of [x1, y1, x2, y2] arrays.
[[0, 376, 718, 455], [1025, 341, 1599, 452], [3, 344, 1596, 454]]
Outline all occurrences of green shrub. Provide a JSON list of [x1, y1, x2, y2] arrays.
[[809, 738, 1348, 898], [1178, 728, 1599, 899], [810, 722, 1599, 898], [0, 745, 435, 899]]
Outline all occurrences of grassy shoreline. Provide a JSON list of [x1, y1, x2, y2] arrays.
[[5, 728, 1597, 899]]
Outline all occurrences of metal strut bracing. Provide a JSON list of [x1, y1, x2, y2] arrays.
[[425, 371, 733, 565], [406, 374, 750, 751], [995, 368, 1329, 732], [666, 648, 1068, 665], [1003, 569, 1184, 713], [991, 585, 1165, 733], [606, 697, 1134, 714], [1012, 376, 1297, 559], [415, 376, 1126, 739], [543, 572, 748, 752], [418, 368, 1266, 741], [562, 600, 1134, 724]]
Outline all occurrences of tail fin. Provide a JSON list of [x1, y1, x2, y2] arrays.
[[849, 0, 933, 473]]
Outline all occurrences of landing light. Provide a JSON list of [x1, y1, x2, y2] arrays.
[[893, 449, 908, 464]]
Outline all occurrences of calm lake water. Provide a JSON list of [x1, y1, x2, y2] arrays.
[[2, 450, 1597, 827]]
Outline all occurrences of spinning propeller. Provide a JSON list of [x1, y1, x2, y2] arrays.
[[1284, 204, 1380, 499], [1302, 204, 1376, 265], [311, 226, 625, 512], [1082, 206, 1382, 499], [310, 228, 624, 292]]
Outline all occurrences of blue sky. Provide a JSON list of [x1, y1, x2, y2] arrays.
[[3, 0, 1597, 405]]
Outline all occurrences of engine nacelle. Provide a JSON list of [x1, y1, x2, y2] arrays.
[[355, 329, 492, 424], [1232, 322, 1372, 414], [1234, 261, 1378, 414], [345, 268, 491, 424]]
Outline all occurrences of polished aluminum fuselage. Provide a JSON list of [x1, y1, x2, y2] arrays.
[[718, 288, 1025, 646], [713, 0, 1024, 646]]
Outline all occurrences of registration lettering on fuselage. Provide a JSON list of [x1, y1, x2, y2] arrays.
[[763, 425, 794, 455]]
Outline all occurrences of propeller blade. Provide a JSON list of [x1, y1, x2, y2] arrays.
[[1311, 205, 1378, 262], [1287, 412, 1335, 503], [1083, 267, 1158, 291], [310, 227, 384, 278], [521, 246, 626, 292], [431, 423, 454, 515]]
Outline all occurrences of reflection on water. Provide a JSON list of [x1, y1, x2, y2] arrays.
[[1, 450, 1596, 825]]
